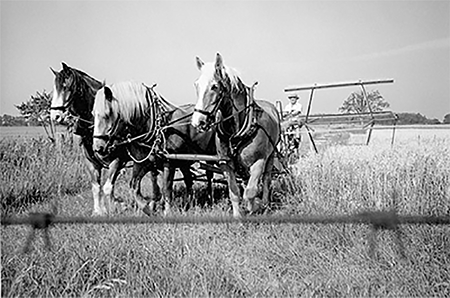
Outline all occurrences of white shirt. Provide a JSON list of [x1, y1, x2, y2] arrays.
[[284, 101, 302, 116]]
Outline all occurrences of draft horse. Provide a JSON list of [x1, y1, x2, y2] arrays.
[[92, 81, 215, 215], [192, 53, 281, 218], [50, 63, 159, 216]]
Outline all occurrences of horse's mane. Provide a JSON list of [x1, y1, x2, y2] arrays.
[[200, 62, 246, 95], [223, 66, 245, 93], [219, 64, 248, 95], [56, 65, 103, 120], [108, 81, 153, 125], [61, 65, 103, 94]]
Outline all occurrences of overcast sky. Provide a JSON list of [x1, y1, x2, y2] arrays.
[[1, 1, 449, 120]]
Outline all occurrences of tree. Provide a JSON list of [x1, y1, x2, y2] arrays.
[[443, 114, 450, 124], [396, 112, 441, 125], [15, 90, 55, 141], [339, 89, 390, 114], [0, 114, 27, 126]]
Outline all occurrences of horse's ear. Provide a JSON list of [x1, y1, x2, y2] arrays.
[[215, 53, 223, 70], [50, 67, 58, 76], [214, 53, 225, 79], [196, 56, 204, 70], [104, 86, 113, 102], [62, 62, 69, 70]]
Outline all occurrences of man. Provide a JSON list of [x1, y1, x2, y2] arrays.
[[282, 93, 303, 151], [283, 93, 302, 117]]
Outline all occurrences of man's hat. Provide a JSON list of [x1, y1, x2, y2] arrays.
[[288, 93, 299, 99]]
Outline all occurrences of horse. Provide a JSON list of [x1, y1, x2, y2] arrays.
[[92, 81, 216, 215], [191, 53, 281, 218], [49, 63, 159, 216]]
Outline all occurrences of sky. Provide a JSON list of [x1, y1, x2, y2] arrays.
[[1, 0, 449, 120]]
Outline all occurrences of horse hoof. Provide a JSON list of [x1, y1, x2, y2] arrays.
[[142, 205, 153, 217], [92, 210, 105, 217], [233, 209, 244, 219]]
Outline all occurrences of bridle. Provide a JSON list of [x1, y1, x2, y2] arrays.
[[194, 75, 257, 134], [92, 85, 161, 156], [193, 78, 235, 129], [50, 73, 95, 125], [50, 89, 75, 113], [92, 107, 126, 153]]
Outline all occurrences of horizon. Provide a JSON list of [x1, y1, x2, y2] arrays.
[[1, 1, 449, 120]]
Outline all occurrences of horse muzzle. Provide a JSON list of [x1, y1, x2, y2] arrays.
[[50, 109, 65, 124], [192, 110, 213, 132], [93, 135, 110, 156]]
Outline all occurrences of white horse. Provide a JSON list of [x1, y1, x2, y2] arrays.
[[92, 81, 216, 215]]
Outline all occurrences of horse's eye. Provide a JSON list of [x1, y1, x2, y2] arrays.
[[211, 84, 218, 91]]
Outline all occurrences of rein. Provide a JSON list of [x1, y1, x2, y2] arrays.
[[204, 79, 285, 169], [51, 69, 99, 134], [50, 94, 75, 112], [193, 87, 226, 125], [92, 111, 123, 142], [203, 80, 256, 133], [95, 84, 167, 163]]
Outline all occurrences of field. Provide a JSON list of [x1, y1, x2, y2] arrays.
[[1, 125, 449, 297]]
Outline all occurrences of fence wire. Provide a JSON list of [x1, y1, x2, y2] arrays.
[[1, 211, 449, 256]]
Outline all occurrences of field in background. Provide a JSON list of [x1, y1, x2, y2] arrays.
[[0, 125, 69, 139], [1, 125, 449, 297], [371, 124, 450, 145], [295, 124, 450, 154]]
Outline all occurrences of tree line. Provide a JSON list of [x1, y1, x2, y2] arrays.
[[1, 89, 449, 127]]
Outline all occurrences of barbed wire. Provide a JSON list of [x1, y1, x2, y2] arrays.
[[1, 211, 449, 256]]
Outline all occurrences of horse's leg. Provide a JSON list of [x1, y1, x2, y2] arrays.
[[162, 162, 176, 216], [179, 164, 194, 211], [102, 158, 125, 215], [261, 153, 275, 212], [228, 171, 243, 218], [145, 167, 161, 214], [219, 162, 242, 218], [243, 158, 266, 214], [130, 162, 160, 216], [84, 159, 104, 216], [206, 167, 214, 206]]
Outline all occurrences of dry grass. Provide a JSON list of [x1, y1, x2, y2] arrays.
[[0, 137, 87, 214], [1, 127, 449, 297]]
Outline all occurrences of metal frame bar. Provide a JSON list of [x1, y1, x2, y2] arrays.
[[283, 79, 395, 153]]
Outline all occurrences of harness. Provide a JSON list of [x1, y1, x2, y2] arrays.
[[91, 84, 197, 165], [195, 76, 286, 178], [195, 79, 266, 178], [194, 79, 259, 155], [50, 70, 111, 168]]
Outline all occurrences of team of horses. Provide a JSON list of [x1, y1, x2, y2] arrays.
[[50, 53, 281, 218]]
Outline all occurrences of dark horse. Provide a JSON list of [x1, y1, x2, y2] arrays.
[[50, 63, 160, 216], [92, 81, 215, 215], [191, 53, 281, 218]]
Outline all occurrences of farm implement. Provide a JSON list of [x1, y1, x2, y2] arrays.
[[277, 79, 398, 161]]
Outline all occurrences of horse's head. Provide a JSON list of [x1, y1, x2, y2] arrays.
[[192, 53, 231, 132], [50, 62, 75, 123], [92, 85, 120, 156]]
